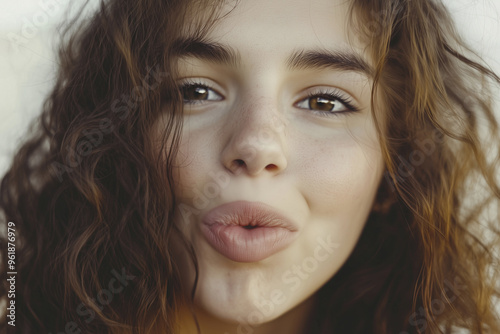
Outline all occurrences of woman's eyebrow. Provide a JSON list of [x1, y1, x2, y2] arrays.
[[286, 49, 373, 77], [172, 37, 373, 77], [172, 37, 241, 67]]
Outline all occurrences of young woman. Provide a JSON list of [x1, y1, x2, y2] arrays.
[[1, 0, 499, 333]]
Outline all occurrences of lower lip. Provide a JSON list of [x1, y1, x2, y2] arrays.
[[201, 205, 297, 262]]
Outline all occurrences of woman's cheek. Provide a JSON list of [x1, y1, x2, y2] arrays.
[[297, 134, 382, 215]]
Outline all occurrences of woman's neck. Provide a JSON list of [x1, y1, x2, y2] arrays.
[[176, 292, 319, 334]]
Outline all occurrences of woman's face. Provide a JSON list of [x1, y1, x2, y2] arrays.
[[160, 0, 384, 328]]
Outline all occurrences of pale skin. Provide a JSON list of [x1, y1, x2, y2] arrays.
[[155, 0, 386, 333]]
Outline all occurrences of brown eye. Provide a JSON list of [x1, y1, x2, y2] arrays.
[[181, 84, 223, 104], [309, 96, 338, 112], [183, 86, 208, 100], [295, 90, 357, 116]]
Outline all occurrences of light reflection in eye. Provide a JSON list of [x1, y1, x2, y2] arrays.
[[294, 89, 359, 117], [180, 83, 223, 104]]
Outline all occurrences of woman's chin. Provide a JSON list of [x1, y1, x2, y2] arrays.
[[193, 281, 285, 324]]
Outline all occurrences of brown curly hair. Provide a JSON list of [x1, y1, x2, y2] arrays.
[[1, 0, 499, 333]]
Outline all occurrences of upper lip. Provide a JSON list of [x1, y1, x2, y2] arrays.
[[201, 201, 299, 232]]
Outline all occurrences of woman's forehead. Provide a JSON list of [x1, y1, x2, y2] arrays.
[[182, 0, 371, 70]]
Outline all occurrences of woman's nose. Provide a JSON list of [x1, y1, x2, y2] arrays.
[[221, 107, 288, 177]]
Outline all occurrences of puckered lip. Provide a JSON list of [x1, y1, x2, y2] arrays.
[[200, 200, 300, 262], [201, 200, 299, 232]]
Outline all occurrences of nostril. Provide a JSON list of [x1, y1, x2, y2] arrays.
[[231, 159, 245, 170], [265, 164, 279, 172], [229, 159, 246, 173], [228, 160, 283, 175]]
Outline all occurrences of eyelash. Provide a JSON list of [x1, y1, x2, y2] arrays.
[[299, 88, 359, 117], [179, 80, 223, 105], [179, 81, 359, 117]]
